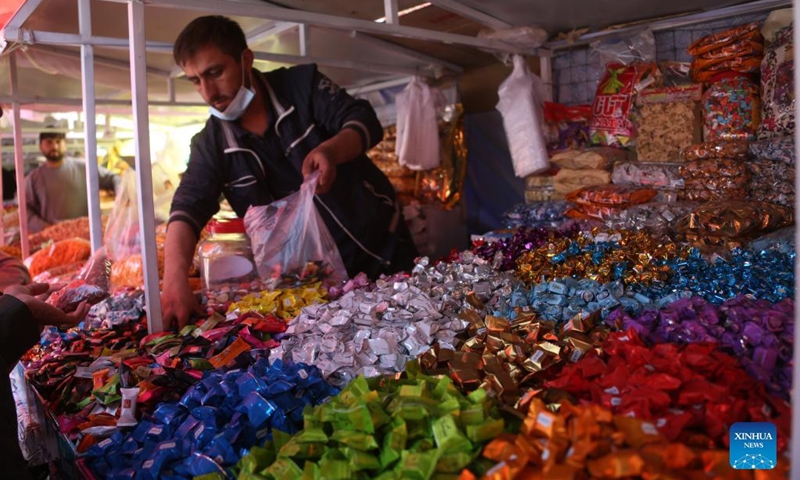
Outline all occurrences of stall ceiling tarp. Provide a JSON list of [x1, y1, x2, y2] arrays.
[[0, 0, 771, 108]]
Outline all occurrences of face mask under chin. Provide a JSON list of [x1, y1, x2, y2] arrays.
[[209, 60, 255, 121]]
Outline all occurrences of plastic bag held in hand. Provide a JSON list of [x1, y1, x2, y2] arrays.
[[395, 76, 444, 171], [104, 170, 141, 261], [497, 55, 550, 177], [244, 172, 347, 287]]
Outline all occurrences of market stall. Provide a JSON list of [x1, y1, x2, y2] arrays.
[[0, 0, 798, 479]]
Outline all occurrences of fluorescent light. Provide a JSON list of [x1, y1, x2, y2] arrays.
[[375, 2, 431, 23]]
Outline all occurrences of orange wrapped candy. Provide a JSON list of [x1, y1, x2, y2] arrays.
[[567, 185, 656, 207]]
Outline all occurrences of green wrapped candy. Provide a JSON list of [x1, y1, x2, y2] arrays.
[[262, 458, 303, 480], [466, 418, 505, 443], [330, 431, 379, 451], [237, 445, 275, 474], [301, 461, 320, 480], [432, 415, 472, 454], [318, 458, 351, 480], [458, 406, 485, 426], [436, 451, 475, 473], [343, 448, 381, 471], [278, 438, 325, 460], [396, 450, 439, 480], [294, 428, 328, 444], [380, 419, 407, 467]]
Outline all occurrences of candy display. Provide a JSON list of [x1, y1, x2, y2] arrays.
[[473, 226, 577, 272], [502, 201, 569, 228], [750, 135, 795, 164], [676, 200, 793, 246], [759, 25, 795, 138], [549, 147, 627, 170], [747, 158, 796, 207], [514, 230, 680, 286], [547, 330, 790, 450], [543, 102, 592, 154], [689, 22, 765, 82], [478, 399, 789, 480], [84, 357, 338, 479], [590, 62, 659, 147], [605, 295, 794, 398], [552, 168, 611, 196], [611, 161, 683, 188], [26, 216, 108, 253], [681, 140, 750, 161], [606, 202, 700, 239], [225, 283, 328, 320], [702, 74, 761, 142], [632, 247, 795, 305], [235, 373, 504, 480], [678, 158, 749, 201], [634, 84, 702, 162], [566, 184, 657, 206]]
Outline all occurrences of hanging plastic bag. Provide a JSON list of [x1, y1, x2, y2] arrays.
[[395, 76, 444, 171], [47, 247, 111, 313], [244, 172, 347, 288], [496, 55, 550, 177], [104, 170, 141, 262]]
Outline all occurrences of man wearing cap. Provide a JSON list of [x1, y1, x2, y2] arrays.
[[25, 131, 119, 233]]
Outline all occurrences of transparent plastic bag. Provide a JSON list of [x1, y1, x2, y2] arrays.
[[104, 171, 140, 262], [478, 26, 549, 64], [759, 25, 794, 139], [395, 76, 444, 171], [47, 247, 111, 313], [244, 172, 347, 287], [496, 55, 550, 177]]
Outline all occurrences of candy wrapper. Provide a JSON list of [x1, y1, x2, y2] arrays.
[[234, 373, 503, 480], [631, 247, 794, 306], [514, 230, 681, 287], [552, 168, 611, 196], [759, 25, 795, 138], [271, 277, 471, 387], [224, 283, 328, 320], [747, 158, 796, 207], [85, 357, 338, 480], [749, 226, 795, 255], [590, 62, 659, 147], [634, 84, 703, 162], [478, 398, 789, 480], [611, 162, 683, 189], [605, 295, 794, 398], [549, 147, 627, 170], [681, 140, 749, 161], [606, 202, 700, 239], [543, 102, 592, 154], [688, 22, 764, 82], [750, 135, 795, 164], [502, 201, 570, 229], [566, 184, 657, 207], [702, 74, 760, 142], [547, 329, 791, 453], [676, 201, 793, 246], [46, 247, 111, 313], [678, 158, 749, 202], [473, 226, 577, 272]]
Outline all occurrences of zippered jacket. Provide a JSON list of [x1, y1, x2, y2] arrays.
[[169, 64, 415, 278]]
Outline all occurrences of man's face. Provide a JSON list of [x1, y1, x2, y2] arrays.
[[40, 137, 66, 162], [182, 45, 251, 112]]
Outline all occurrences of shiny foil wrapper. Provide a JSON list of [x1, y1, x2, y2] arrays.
[[514, 230, 682, 287], [631, 247, 794, 307], [605, 295, 794, 398], [272, 276, 472, 387], [473, 225, 579, 272], [546, 329, 792, 453], [605, 202, 700, 240], [681, 140, 749, 161], [746, 159, 796, 207], [503, 201, 570, 229], [678, 158, 750, 201], [566, 184, 657, 207], [676, 201, 794, 244]]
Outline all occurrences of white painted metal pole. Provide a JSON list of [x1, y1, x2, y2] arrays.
[[299, 23, 310, 57], [383, 0, 399, 25], [128, 0, 163, 333], [79, 0, 103, 252], [792, 4, 800, 479], [9, 53, 30, 260]]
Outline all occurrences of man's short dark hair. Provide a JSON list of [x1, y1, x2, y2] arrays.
[[173, 16, 248, 66], [39, 132, 66, 143]]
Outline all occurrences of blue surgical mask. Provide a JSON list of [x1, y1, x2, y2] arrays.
[[209, 59, 255, 121]]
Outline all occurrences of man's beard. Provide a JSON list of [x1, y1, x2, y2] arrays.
[[44, 152, 64, 162]]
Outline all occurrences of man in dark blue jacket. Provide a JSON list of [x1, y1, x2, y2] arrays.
[[163, 16, 417, 328]]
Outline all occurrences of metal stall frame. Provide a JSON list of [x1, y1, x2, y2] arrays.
[[0, 0, 530, 335]]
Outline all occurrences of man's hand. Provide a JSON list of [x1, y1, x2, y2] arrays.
[[301, 146, 337, 194], [4, 283, 89, 327], [161, 279, 203, 330]]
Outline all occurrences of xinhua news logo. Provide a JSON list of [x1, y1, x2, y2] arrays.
[[729, 422, 777, 470]]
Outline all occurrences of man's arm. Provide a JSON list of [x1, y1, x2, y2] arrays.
[[97, 165, 120, 192], [24, 174, 51, 233], [0, 252, 30, 290], [161, 220, 203, 330], [0, 295, 39, 368]]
